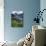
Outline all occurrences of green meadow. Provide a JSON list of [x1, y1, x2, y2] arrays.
[[11, 19, 23, 27]]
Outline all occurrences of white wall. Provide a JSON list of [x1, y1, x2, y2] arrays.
[[0, 0, 4, 42], [40, 0, 46, 45], [40, 0, 46, 27]]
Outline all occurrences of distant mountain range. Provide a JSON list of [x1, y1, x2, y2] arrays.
[[11, 11, 24, 21]]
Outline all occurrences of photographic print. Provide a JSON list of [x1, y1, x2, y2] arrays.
[[11, 11, 24, 27]]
